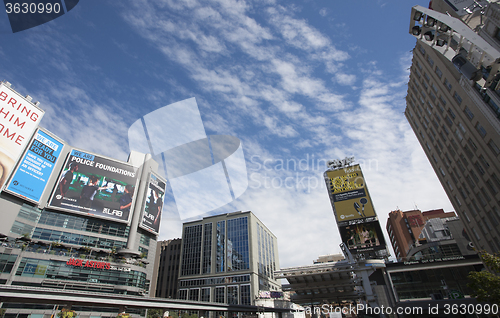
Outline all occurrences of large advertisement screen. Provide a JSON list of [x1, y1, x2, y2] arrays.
[[48, 149, 138, 223], [325, 164, 376, 222], [338, 218, 386, 254], [139, 173, 165, 235], [6, 129, 64, 203], [0, 83, 44, 189]]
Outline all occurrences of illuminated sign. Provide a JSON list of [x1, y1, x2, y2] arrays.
[[139, 172, 166, 235], [66, 258, 111, 269], [325, 164, 376, 222], [48, 149, 138, 223], [338, 219, 386, 255], [6, 129, 64, 202]]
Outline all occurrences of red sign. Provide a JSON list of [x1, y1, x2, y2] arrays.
[[66, 258, 111, 270]]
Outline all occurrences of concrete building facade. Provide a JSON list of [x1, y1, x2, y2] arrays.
[[153, 238, 182, 299], [177, 211, 281, 306], [406, 0, 500, 254]]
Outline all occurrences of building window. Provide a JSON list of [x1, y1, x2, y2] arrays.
[[429, 91, 436, 101], [464, 106, 474, 120], [214, 286, 225, 303], [240, 285, 251, 305], [472, 228, 481, 240], [444, 78, 452, 91], [435, 66, 443, 78], [427, 56, 434, 67], [419, 45, 426, 55], [486, 179, 498, 195], [488, 139, 500, 155], [495, 28, 500, 41], [448, 108, 456, 119], [439, 96, 447, 107], [439, 167, 446, 176], [447, 181, 454, 190], [476, 123, 487, 137], [464, 145, 474, 159], [424, 73, 431, 82], [226, 217, 250, 271], [455, 195, 462, 206], [416, 60, 423, 70], [201, 287, 211, 302], [189, 288, 200, 301], [445, 115, 453, 127], [178, 289, 188, 300], [479, 155, 490, 169], [431, 83, 438, 93], [180, 224, 203, 276], [455, 129, 463, 141], [463, 211, 470, 223], [202, 223, 212, 274], [216, 221, 225, 273], [453, 92, 462, 104], [227, 285, 238, 304]]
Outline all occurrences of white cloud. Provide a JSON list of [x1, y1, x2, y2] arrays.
[[335, 72, 357, 86]]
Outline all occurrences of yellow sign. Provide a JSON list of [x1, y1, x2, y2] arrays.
[[325, 165, 376, 222]]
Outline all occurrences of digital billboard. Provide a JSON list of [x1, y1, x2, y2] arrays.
[[48, 149, 138, 223], [338, 218, 386, 255], [0, 82, 44, 190], [325, 164, 377, 222], [139, 173, 166, 235], [6, 129, 64, 203]]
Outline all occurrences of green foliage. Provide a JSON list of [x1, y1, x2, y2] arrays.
[[57, 308, 76, 318], [467, 251, 500, 305], [147, 309, 163, 318]]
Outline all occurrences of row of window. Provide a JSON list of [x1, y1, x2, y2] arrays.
[[179, 274, 250, 287], [178, 284, 251, 305], [15, 257, 147, 289]]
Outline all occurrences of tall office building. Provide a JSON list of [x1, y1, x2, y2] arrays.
[[405, 0, 500, 254], [177, 211, 281, 305], [386, 208, 456, 259], [152, 238, 182, 298]]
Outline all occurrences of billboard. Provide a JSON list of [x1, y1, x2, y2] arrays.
[[0, 82, 44, 190], [6, 129, 64, 203], [338, 218, 386, 254], [139, 173, 166, 235], [325, 164, 376, 222], [48, 149, 138, 223]]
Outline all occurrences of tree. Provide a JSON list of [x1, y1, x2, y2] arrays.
[[467, 251, 500, 305], [57, 308, 76, 318], [147, 309, 163, 318]]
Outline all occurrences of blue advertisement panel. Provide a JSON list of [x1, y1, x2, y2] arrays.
[[6, 130, 63, 202]]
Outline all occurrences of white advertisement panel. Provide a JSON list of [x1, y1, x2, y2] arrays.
[[0, 82, 44, 189]]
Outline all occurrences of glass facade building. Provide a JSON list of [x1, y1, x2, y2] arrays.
[[0, 132, 160, 318], [177, 211, 280, 306]]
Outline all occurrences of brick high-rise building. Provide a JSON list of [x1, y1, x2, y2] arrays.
[[386, 209, 456, 259]]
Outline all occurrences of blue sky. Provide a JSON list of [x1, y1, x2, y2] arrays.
[[0, 0, 454, 267]]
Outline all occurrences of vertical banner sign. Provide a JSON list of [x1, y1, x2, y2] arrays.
[[139, 173, 166, 235], [325, 164, 377, 222], [6, 130, 63, 202], [0, 83, 44, 190], [48, 149, 138, 223]]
